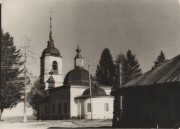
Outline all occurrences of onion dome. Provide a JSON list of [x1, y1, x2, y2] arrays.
[[75, 45, 83, 59], [82, 85, 107, 96], [42, 47, 61, 57], [63, 67, 93, 85]]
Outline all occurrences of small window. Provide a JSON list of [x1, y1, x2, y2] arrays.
[[52, 104, 56, 114], [64, 103, 67, 113], [104, 103, 109, 112], [52, 61, 58, 70], [87, 103, 91, 112], [58, 103, 61, 114]]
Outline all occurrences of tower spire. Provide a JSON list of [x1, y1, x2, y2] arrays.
[[75, 45, 82, 59], [47, 8, 54, 48], [74, 45, 84, 68]]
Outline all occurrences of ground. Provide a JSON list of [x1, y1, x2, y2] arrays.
[[0, 116, 112, 129]]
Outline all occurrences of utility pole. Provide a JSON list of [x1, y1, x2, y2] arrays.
[[88, 60, 93, 120], [119, 63, 122, 109], [119, 63, 123, 121], [21, 38, 36, 122], [23, 41, 27, 122]]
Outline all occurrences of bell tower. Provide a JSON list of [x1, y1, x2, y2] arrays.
[[40, 9, 63, 89]]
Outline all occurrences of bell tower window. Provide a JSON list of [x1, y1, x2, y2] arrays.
[[52, 61, 58, 74]]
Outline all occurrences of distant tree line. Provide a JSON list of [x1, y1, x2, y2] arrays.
[[95, 48, 167, 86], [95, 48, 142, 85]]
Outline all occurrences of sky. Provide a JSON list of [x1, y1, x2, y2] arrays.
[[2, 0, 180, 78]]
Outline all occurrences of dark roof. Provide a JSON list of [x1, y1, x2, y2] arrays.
[[42, 47, 62, 57], [122, 55, 180, 88], [75, 95, 112, 99], [63, 67, 94, 85], [49, 85, 70, 93], [75, 86, 112, 99], [82, 85, 107, 96], [46, 76, 55, 83]]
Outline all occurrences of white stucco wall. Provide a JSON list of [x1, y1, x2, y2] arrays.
[[104, 89, 111, 95], [75, 58, 84, 67], [79, 97, 114, 119], [44, 56, 63, 89], [70, 86, 87, 117]]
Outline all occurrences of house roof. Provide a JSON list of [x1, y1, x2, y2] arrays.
[[122, 54, 180, 88], [82, 85, 107, 96]]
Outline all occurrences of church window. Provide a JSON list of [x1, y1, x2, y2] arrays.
[[52, 61, 58, 70], [104, 103, 109, 111], [58, 103, 61, 114], [52, 104, 56, 114], [64, 103, 67, 113], [87, 103, 91, 112]]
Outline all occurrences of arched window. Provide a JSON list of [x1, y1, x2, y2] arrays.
[[52, 61, 58, 70]]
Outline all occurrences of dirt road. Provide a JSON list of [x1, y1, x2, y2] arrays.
[[0, 116, 112, 129]]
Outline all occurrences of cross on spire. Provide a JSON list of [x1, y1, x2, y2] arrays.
[[74, 45, 84, 68], [75, 45, 82, 59], [50, 8, 52, 35], [49, 70, 53, 75], [76, 45, 81, 53]]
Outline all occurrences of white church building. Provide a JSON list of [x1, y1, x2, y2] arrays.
[[38, 14, 113, 120]]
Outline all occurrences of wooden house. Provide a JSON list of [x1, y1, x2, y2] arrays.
[[111, 55, 180, 128]]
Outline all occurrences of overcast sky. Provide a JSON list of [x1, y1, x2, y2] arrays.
[[2, 0, 180, 78]]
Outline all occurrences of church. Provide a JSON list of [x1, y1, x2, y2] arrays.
[[38, 14, 113, 120]]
